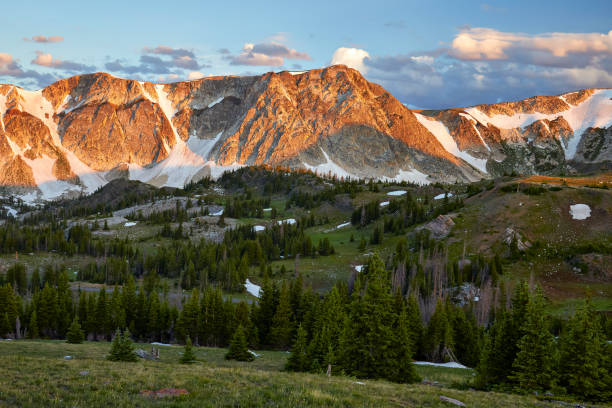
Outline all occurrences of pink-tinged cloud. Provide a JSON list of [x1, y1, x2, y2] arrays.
[[31, 51, 95, 71], [229, 42, 310, 66], [25, 35, 64, 43], [450, 28, 612, 63], [0, 53, 13, 65]]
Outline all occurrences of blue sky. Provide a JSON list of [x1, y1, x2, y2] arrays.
[[1, 0, 611, 108]]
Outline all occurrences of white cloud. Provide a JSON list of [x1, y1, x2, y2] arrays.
[[330, 47, 370, 74], [188, 71, 205, 80], [450, 27, 612, 64]]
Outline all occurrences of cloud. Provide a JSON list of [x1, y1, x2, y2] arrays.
[[229, 42, 311, 66], [142, 45, 195, 58], [217, 48, 231, 55], [105, 45, 203, 75], [24, 35, 64, 43], [355, 27, 612, 109], [157, 73, 180, 83], [0, 52, 57, 87], [449, 27, 612, 67], [384, 20, 406, 29], [31, 51, 95, 71], [330, 48, 370, 73], [187, 71, 205, 80]]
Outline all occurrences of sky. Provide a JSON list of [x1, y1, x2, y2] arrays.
[[1, 0, 611, 109]]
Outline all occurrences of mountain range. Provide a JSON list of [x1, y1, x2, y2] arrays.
[[0, 64, 610, 202]]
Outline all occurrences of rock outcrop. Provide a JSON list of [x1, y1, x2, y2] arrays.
[[0, 66, 610, 201]]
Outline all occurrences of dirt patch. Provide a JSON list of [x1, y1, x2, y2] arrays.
[[519, 173, 612, 188]]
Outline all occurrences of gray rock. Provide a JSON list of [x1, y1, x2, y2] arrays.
[[439, 396, 466, 406]]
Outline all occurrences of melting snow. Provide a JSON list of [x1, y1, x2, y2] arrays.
[[211, 209, 224, 216], [4, 206, 17, 217], [124, 222, 137, 227], [336, 222, 351, 229], [207, 96, 224, 108], [263, 208, 272, 211], [277, 218, 297, 225], [413, 361, 468, 369], [380, 201, 390, 207], [414, 113, 488, 174], [387, 190, 407, 196], [569, 204, 591, 220], [151, 342, 172, 347], [253, 225, 265, 232], [464, 90, 612, 159], [303, 148, 355, 179], [354, 265, 364, 273], [245, 279, 261, 297], [434, 192, 454, 200]]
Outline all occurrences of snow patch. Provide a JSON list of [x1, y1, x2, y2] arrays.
[[414, 113, 488, 174], [277, 218, 296, 225], [354, 265, 364, 273], [253, 225, 265, 232], [465, 90, 612, 159], [413, 361, 468, 369], [245, 279, 261, 298], [336, 222, 351, 229], [4, 206, 17, 217], [380, 201, 390, 207], [434, 192, 454, 200], [263, 208, 272, 212], [387, 190, 407, 196], [124, 221, 137, 227], [569, 204, 591, 220], [211, 209, 224, 216], [207, 96, 224, 108], [303, 148, 355, 179], [151, 342, 172, 347]]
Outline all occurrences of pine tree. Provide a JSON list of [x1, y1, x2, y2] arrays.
[[226, 325, 254, 361], [0, 313, 10, 338], [424, 299, 454, 362], [269, 282, 294, 349], [285, 324, 309, 371], [107, 329, 138, 362], [405, 294, 423, 359], [510, 287, 556, 392], [339, 254, 419, 383], [179, 336, 197, 364], [66, 318, 84, 344], [558, 297, 610, 400], [28, 310, 39, 339]]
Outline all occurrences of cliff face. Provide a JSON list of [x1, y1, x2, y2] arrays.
[[0, 66, 610, 201]]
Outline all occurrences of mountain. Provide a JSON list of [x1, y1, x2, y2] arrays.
[[0, 65, 610, 202]]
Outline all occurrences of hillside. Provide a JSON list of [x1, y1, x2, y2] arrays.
[[0, 340, 587, 408], [0, 66, 610, 203]]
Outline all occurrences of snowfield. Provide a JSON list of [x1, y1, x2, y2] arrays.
[[387, 190, 407, 196], [244, 279, 261, 298], [569, 204, 591, 220], [124, 222, 137, 227], [434, 192, 454, 200], [464, 89, 612, 159], [277, 218, 297, 225], [414, 113, 489, 174], [413, 361, 468, 369], [253, 225, 265, 232]]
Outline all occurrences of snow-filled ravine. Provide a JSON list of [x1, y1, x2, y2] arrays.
[[569, 204, 591, 220]]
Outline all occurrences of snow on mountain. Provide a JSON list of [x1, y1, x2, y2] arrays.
[[414, 113, 489, 173]]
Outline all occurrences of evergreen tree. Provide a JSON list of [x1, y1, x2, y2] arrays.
[[107, 329, 138, 362], [424, 299, 454, 362], [510, 288, 556, 392], [66, 317, 84, 344], [285, 324, 309, 372], [179, 336, 197, 364], [558, 297, 611, 400], [405, 294, 424, 359], [339, 254, 419, 383], [226, 325, 254, 361], [269, 282, 294, 349], [28, 310, 39, 339]]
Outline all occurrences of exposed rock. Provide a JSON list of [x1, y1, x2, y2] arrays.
[[416, 214, 455, 239], [503, 227, 531, 251], [0, 67, 609, 200], [439, 396, 466, 406]]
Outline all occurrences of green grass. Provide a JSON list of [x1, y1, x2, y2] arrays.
[[0, 340, 582, 407]]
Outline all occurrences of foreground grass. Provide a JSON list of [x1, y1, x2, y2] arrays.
[[0, 340, 593, 407]]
